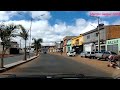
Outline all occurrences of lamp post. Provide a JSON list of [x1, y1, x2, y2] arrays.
[[29, 18, 32, 58]]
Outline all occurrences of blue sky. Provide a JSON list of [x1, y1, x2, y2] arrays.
[[1, 11, 120, 46], [7, 11, 120, 25]]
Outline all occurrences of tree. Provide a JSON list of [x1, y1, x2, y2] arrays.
[[32, 38, 43, 56], [18, 25, 28, 60], [0, 24, 18, 68]]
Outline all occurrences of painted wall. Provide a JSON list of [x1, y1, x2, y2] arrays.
[[66, 40, 72, 52]]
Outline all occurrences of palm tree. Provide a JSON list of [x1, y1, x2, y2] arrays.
[[18, 25, 28, 60], [32, 38, 43, 56], [0, 24, 18, 68]]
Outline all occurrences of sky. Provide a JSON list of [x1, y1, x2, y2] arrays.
[[0, 11, 120, 48]]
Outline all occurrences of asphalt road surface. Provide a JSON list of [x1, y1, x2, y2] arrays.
[[1, 53, 112, 77]]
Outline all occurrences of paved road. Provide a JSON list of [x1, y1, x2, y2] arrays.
[[1, 53, 112, 77], [0, 53, 35, 65]]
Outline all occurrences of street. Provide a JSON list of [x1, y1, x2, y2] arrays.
[[0, 53, 34, 65], [1, 53, 112, 77]]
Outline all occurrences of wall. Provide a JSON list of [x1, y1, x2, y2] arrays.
[[106, 25, 120, 40], [83, 28, 106, 43], [71, 35, 83, 46]]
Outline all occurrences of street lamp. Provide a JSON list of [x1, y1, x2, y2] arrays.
[[28, 18, 32, 58], [91, 16, 100, 52]]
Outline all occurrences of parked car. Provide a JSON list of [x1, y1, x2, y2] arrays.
[[80, 52, 86, 57], [85, 52, 91, 58], [95, 51, 117, 60], [94, 51, 102, 59], [67, 51, 76, 56], [88, 52, 96, 59]]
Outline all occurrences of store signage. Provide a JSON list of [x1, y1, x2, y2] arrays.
[[107, 39, 118, 44]]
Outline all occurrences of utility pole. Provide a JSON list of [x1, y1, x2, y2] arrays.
[[97, 17, 100, 52], [90, 16, 100, 52]]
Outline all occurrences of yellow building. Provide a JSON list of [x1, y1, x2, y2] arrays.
[[71, 34, 84, 54], [71, 34, 83, 46]]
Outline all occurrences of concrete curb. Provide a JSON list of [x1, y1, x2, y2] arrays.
[[0, 54, 39, 73]]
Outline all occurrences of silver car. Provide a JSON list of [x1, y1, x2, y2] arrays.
[[80, 52, 87, 58]]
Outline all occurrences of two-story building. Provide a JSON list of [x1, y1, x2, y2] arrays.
[[71, 34, 83, 54], [105, 25, 120, 54], [63, 36, 76, 53], [82, 24, 120, 53]]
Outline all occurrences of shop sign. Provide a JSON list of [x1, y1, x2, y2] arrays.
[[107, 39, 119, 45]]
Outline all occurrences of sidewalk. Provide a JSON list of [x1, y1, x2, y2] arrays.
[[49, 52, 120, 77], [0, 54, 14, 58], [0, 54, 39, 73]]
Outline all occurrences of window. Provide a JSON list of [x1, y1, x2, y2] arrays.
[[91, 52, 95, 54], [95, 33, 98, 37], [87, 35, 90, 39], [111, 52, 117, 55]]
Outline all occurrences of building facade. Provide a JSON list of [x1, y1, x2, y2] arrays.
[[9, 41, 19, 54], [66, 39, 72, 52], [106, 38, 120, 54], [63, 36, 76, 53], [0, 41, 19, 54], [82, 25, 120, 52], [48, 46, 56, 53], [71, 34, 83, 54]]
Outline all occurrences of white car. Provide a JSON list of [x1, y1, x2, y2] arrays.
[[67, 51, 76, 56]]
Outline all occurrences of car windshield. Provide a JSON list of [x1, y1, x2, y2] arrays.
[[0, 11, 120, 79]]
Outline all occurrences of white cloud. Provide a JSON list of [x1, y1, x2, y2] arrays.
[[30, 11, 51, 20], [0, 11, 19, 21], [0, 16, 110, 47], [0, 11, 10, 20]]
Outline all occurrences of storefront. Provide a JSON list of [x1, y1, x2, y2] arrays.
[[106, 38, 120, 54], [72, 45, 83, 54], [71, 34, 84, 54], [83, 43, 96, 52]]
